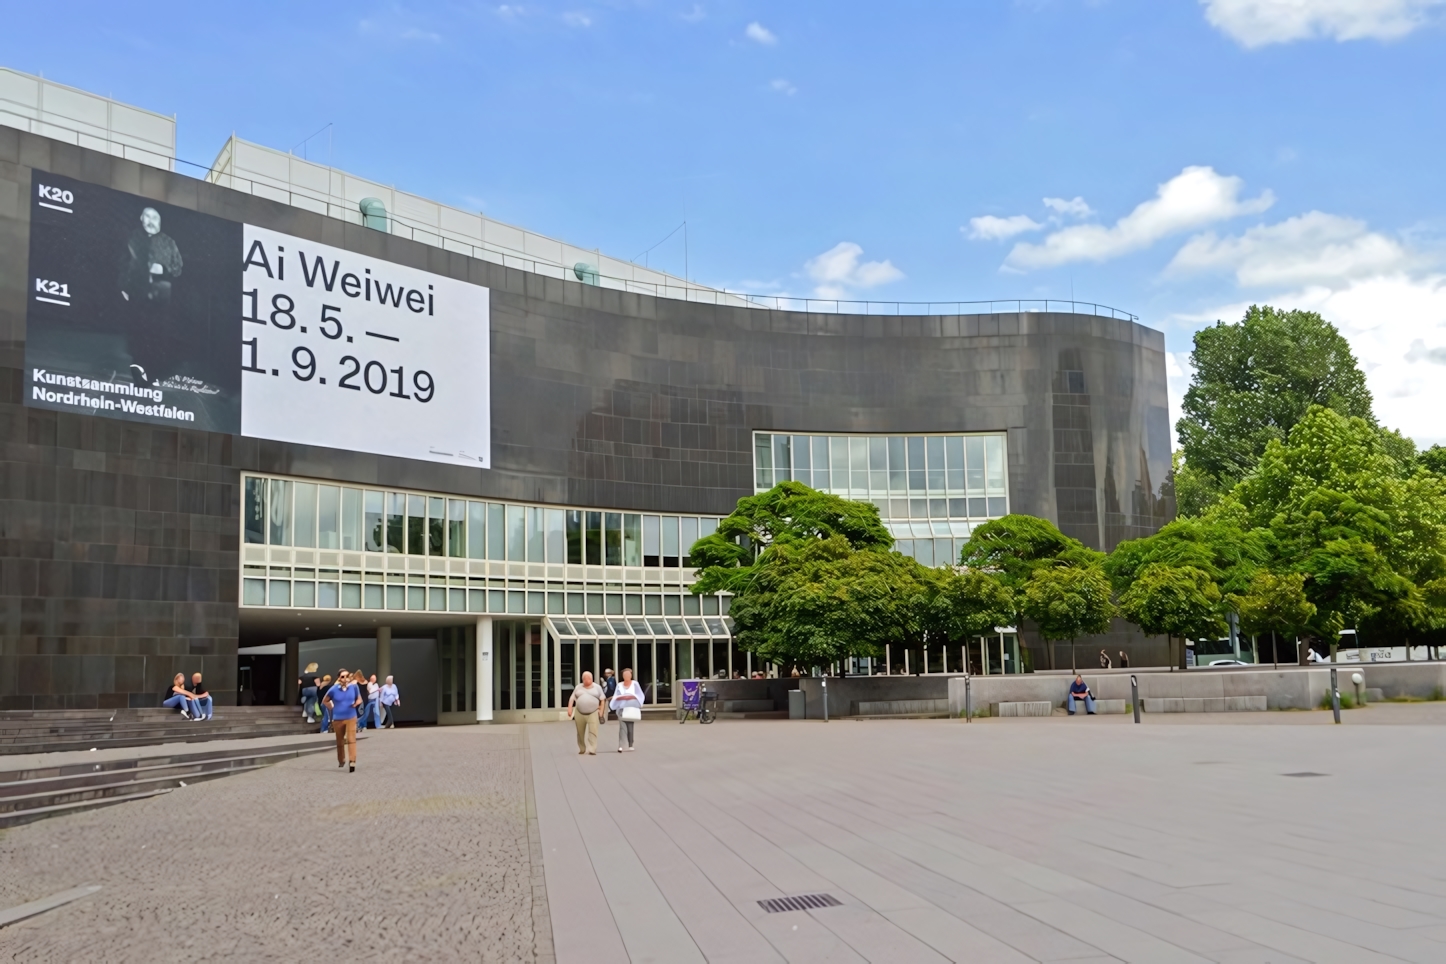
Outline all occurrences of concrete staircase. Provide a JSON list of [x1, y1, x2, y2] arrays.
[[0, 707, 319, 756], [0, 741, 329, 828]]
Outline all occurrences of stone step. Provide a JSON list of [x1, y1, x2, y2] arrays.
[[992, 701, 1052, 717], [0, 787, 176, 829], [0, 743, 330, 827], [1141, 696, 1268, 713], [0, 723, 322, 756]]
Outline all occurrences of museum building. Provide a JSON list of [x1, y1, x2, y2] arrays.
[[0, 70, 1174, 721]]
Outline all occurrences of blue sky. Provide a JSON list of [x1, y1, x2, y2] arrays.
[[6, 1, 1446, 442]]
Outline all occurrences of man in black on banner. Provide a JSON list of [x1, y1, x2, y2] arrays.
[[118, 206, 184, 383]]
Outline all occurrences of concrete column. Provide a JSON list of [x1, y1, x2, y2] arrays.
[[376, 626, 392, 682], [476, 617, 493, 723], [284, 637, 300, 706]]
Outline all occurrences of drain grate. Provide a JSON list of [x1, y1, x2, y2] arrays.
[[758, 893, 842, 914], [1283, 772, 1329, 778]]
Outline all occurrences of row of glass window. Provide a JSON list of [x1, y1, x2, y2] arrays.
[[895, 538, 970, 569], [241, 568, 728, 618], [244, 476, 720, 567], [755, 433, 1007, 501]]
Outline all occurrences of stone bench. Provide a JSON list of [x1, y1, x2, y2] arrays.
[[1071, 699, 1127, 715], [720, 700, 775, 713], [1142, 696, 1267, 713], [855, 699, 948, 717], [991, 701, 1052, 717]]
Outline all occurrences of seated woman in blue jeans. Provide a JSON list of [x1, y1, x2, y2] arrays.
[[1067, 675, 1096, 715], [162, 673, 201, 720]]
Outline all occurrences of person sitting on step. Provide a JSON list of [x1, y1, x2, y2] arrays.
[[162, 673, 201, 720], [190, 672, 213, 720]]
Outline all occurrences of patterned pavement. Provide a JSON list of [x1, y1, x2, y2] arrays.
[[0, 725, 552, 963]]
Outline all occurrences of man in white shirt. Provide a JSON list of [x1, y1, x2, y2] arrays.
[[567, 671, 605, 755], [379, 676, 401, 728]]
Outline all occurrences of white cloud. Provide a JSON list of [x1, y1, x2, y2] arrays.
[[804, 242, 904, 299], [745, 21, 777, 44], [1043, 196, 1093, 218], [562, 11, 592, 27], [965, 214, 1043, 241], [681, 4, 706, 22], [770, 78, 797, 95], [1201, 0, 1446, 48], [1005, 166, 1274, 270], [1168, 212, 1412, 287]]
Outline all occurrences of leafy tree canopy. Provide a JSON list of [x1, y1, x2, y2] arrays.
[[1230, 570, 1316, 641], [1104, 515, 1272, 599], [1116, 564, 1226, 643], [923, 567, 1016, 644], [959, 514, 1102, 588], [1217, 406, 1446, 638], [691, 481, 893, 595], [724, 534, 930, 668], [1177, 306, 1374, 493], [1019, 565, 1114, 643]]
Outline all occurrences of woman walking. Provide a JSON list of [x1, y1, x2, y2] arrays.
[[611, 667, 644, 752], [324, 669, 363, 772]]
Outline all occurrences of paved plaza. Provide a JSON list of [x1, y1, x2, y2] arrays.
[[3, 706, 1446, 961]]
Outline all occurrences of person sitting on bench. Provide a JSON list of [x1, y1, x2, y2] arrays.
[[1067, 675, 1096, 715]]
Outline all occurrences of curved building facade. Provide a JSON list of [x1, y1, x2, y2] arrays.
[[0, 123, 1173, 717]]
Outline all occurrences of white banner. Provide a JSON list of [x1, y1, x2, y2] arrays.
[[239, 225, 490, 467]]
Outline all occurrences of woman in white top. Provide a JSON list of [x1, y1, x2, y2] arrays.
[[610, 667, 644, 752]]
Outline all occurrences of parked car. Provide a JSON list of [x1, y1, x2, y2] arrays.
[[1203, 659, 1251, 668]]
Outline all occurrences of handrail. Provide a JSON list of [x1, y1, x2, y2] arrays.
[[1, 108, 1139, 322]]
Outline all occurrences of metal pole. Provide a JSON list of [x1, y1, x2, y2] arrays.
[[964, 673, 972, 723], [1131, 674, 1140, 724], [822, 675, 828, 723], [1330, 667, 1341, 724]]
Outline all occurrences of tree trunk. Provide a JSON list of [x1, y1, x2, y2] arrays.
[[1271, 630, 1277, 670], [1070, 637, 1076, 674]]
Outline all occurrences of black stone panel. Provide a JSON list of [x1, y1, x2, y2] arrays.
[[0, 129, 1174, 707]]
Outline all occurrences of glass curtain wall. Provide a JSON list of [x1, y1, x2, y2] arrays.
[[754, 432, 1008, 567], [241, 474, 724, 616]]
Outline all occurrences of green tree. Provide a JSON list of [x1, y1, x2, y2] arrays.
[[1230, 570, 1316, 666], [1104, 514, 1271, 600], [959, 514, 1103, 588], [1171, 451, 1224, 519], [1176, 306, 1373, 511], [1117, 565, 1226, 669], [1230, 406, 1446, 642], [1020, 565, 1114, 673], [924, 568, 1016, 648], [725, 535, 930, 670], [691, 482, 925, 672], [691, 480, 893, 596]]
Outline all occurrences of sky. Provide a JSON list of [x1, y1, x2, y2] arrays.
[[6, 1, 1446, 444]]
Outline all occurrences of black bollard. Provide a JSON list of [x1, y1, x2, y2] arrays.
[[1131, 674, 1140, 724], [964, 674, 972, 723], [822, 675, 828, 723], [1330, 667, 1341, 724]]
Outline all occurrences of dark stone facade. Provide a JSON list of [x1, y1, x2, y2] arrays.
[[0, 130, 1173, 708]]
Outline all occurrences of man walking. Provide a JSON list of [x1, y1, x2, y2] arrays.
[[190, 672, 214, 720], [601, 668, 617, 722], [379, 676, 400, 728], [324, 669, 363, 772], [568, 671, 605, 755]]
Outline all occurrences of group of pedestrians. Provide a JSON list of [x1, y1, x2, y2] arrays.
[[301, 671, 400, 733], [567, 667, 645, 754], [163, 672, 214, 720]]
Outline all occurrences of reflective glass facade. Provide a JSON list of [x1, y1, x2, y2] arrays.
[[753, 432, 1009, 566]]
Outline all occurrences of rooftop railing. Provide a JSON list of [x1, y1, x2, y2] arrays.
[[1, 107, 1139, 323]]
